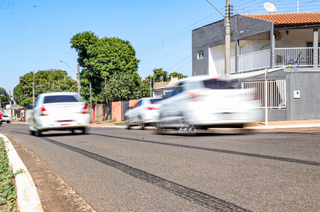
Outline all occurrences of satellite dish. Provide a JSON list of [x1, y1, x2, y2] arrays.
[[264, 2, 277, 13]]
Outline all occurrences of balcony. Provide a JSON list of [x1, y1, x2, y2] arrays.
[[209, 47, 320, 75], [275, 47, 315, 67]]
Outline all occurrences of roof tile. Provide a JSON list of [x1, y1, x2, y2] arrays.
[[245, 12, 320, 25]]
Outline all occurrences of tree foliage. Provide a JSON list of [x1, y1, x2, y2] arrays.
[[71, 31, 140, 103], [0, 88, 10, 108], [99, 72, 149, 102], [70, 31, 99, 67], [13, 70, 77, 107], [142, 69, 188, 94]]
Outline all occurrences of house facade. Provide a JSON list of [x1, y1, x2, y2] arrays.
[[192, 12, 320, 121]]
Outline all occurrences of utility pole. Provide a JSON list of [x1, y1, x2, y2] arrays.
[[225, 0, 231, 75], [77, 65, 80, 95], [33, 70, 35, 107], [9, 90, 12, 120], [206, 0, 229, 74]]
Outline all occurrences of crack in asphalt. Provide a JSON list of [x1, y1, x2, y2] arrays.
[[38, 136, 251, 212]]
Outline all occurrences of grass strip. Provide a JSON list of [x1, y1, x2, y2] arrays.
[[0, 138, 22, 212]]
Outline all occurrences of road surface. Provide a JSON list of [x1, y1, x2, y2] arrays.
[[1, 124, 320, 211]]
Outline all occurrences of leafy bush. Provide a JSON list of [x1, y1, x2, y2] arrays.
[[0, 138, 22, 212]]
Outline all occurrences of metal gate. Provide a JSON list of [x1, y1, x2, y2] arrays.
[[242, 80, 286, 109]]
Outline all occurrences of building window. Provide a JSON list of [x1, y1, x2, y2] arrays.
[[197, 51, 204, 59]]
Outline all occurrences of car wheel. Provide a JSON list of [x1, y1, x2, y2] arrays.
[[139, 116, 145, 130], [71, 129, 75, 134], [29, 130, 35, 135], [125, 118, 131, 130], [7, 121, 10, 124], [82, 127, 87, 134], [35, 129, 42, 137]]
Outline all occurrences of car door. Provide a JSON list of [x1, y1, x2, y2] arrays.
[[160, 83, 186, 125], [128, 100, 142, 124], [30, 95, 42, 129]]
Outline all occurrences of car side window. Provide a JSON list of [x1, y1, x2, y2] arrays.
[[34, 97, 41, 107], [134, 100, 142, 108], [170, 83, 185, 97]]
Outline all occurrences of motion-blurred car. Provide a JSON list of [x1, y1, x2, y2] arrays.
[[124, 98, 162, 129], [156, 75, 262, 134], [29, 92, 90, 136], [2, 115, 11, 123]]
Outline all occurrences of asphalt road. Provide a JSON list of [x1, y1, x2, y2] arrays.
[[1, 124, 320, 212]]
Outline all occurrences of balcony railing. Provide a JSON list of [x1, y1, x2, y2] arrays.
[[275, 47, 314, 67], [210, 49, 270, 75], [239, 49, 270, 73], [209, 47, 319, 75]]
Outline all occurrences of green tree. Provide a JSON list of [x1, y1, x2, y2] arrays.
[[152, 68, 169, 82], [13, 70, 77, 107], [71, 32, 140, 103], [147, 69, 187, 83], [168, 71, 188, 79], [142, 70, 188, 96], [100, 72, 149, 102], [0, 87, 10, 108], [70, 31, 99, 67]]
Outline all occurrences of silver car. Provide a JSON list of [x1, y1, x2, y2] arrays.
[[124, 98, 162, 129], [156, 75, 262, 134], [29, 92, 90, 136]]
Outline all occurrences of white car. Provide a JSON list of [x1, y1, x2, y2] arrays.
[[124, 98, 162, 129], [2, 115, 11, 123], [29, 92, 90, 136], [156, 75, 263, 134]]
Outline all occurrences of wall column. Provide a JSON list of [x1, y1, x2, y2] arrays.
[[313, 28, 319, 68], [270, 24, 275, 69]]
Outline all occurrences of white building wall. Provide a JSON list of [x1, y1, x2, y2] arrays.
[[274, 29, 316, 48], [209, 42, 236, 75]]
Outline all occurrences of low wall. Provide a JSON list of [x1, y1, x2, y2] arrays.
[[110, 100, 140, 122]]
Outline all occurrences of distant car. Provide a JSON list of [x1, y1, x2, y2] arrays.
[[29, 92, 90, 136], [124, 98, 162, 129], [2, 115, 11, 123], [156, 75, 263, 134]]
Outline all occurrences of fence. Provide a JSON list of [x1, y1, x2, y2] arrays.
[[210, 49, 270, 74], [239, 49, 270, 73], [275, 47, 313, 67], [242, 80, 286, 109]]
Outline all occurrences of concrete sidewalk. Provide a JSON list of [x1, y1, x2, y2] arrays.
[[246, 119, 320, 130], [89, 119, 320, 131]]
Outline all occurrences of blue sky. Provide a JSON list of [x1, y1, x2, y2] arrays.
[[1, 0, 318, 95]]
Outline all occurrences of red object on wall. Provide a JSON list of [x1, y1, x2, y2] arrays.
[[93, 104, 96, 123]]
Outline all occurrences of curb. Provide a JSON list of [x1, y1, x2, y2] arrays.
[[0, 134, 44, 212], [246, 123, 320, 130]]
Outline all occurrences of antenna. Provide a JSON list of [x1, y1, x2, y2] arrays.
[[264, 2, 277, 13]]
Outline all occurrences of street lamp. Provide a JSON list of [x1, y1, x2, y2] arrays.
[[59, 60, 80, 95]]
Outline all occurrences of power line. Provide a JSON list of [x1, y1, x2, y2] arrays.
[[137, 13, 223, 57]]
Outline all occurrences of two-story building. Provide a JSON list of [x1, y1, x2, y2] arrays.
[[192, 12, 320, 121]]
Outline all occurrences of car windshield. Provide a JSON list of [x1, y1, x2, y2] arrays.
[[43, 95, 78, 104], [150, 99, 162, 104], [3, 115, 8, 117], [203, 79, 234, 89]]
